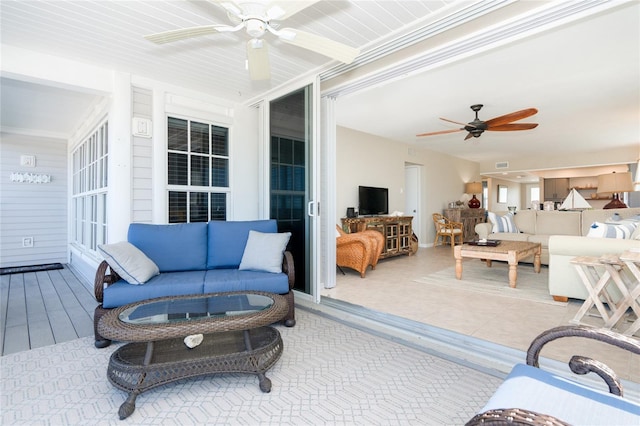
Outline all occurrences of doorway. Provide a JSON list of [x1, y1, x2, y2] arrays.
[[404, 164, 421, 242]]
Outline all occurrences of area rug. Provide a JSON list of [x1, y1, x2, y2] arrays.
[[0, 308, 500, 425], [413, 261, 566, 306]]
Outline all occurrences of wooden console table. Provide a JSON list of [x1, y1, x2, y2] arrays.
[[444, 208, 485, 242], [341, 216, 413, 259]]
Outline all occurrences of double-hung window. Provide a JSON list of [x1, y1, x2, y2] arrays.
[[167, 117, 229, 223], [71, 120, 108, 251]]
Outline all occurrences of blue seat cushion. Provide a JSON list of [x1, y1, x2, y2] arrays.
[[478, 363, 640, 425], [203, 269, 289, 294], [102, 271, 205, 308], [207, 220, 277, 269], [128, 223, 207, 272]]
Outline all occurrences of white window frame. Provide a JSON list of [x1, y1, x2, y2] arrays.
[[166, 115, 231, 223], [71, 120, 108, 252]]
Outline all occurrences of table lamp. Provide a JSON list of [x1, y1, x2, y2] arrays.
[[465, 182, 482, 208], [597, 171, 633, 209]]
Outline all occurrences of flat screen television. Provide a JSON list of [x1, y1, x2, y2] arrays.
[[358, 185, 389, 216]]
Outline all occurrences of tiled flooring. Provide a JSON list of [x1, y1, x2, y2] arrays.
[[322, 246, 639, 383]]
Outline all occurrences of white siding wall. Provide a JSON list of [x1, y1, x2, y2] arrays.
[[132, 87, 153, 223], [0, 134, 68, 267]]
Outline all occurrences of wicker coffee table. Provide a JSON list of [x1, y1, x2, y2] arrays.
[[454, 240, 541, 288], [98, 291, 288, 420]]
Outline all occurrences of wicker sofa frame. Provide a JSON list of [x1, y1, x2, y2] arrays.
[[466, 325, 640, 425]]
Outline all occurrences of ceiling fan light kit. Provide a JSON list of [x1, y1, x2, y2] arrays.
[[144, 0, 360, 80], [417, 104, 539, 140]]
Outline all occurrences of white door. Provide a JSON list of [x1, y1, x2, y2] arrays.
[[404, 165, 421, 242]]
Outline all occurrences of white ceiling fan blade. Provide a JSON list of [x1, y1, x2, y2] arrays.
[[278, 28, 359, 64], [218, 1, 243, 19], [144, 24, 240, 44], [246, 39, 271, 80], [267, 1, 320, 20]]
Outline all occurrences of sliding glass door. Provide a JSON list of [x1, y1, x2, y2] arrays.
[[269, 85, 315, 294]]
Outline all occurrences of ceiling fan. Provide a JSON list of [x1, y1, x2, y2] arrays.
[[416, 104, 539, 140], [143, 1, 360, 80]]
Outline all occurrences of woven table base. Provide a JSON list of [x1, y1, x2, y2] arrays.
[[107, 326, 283, 419]]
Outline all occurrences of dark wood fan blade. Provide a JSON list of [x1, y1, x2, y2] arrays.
[[485, 108, 538, 127], [464, 132, 474, 140], [440, 117, 477, 128], [488, 123, 538, 131], [416, 128, 464, 137]]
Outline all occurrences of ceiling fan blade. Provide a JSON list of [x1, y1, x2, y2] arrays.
[[464, 132, 475, 141], [218, 1, 243, 18], [277, 28, 360, 63], [440, 117, 477, 128], [484, 108, 538, 127], [488, 123, 539, 131], [416, 128, 464, 137], [144, 24, 239, 44], [267, 1, 319, 20], [246, 39, 271, 80]]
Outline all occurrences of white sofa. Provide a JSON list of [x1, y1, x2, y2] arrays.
[[476, 208, 640, 302]]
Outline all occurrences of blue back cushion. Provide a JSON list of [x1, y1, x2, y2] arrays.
[[207, 220, 277, 269], [128, 222, 207, 272]]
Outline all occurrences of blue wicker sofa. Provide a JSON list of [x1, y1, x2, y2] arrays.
[[93, 220, 295, 348]]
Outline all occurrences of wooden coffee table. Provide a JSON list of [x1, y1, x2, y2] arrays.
[[98, 291, 288, 420], [454, 241, 541, 288]]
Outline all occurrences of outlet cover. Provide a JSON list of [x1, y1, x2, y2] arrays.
[[22, 237, 34, 247]]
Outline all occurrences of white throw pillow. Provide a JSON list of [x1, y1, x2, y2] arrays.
[[239, 230, 292, 273], [487, 212, 519, 233], [98, 241, 159, 285], [586, 221, 638, 239]]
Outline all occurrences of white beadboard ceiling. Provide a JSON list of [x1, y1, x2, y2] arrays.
[[1, 0, 639, 178]]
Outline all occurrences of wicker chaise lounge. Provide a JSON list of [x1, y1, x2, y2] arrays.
[[467, 325, 640, 425]]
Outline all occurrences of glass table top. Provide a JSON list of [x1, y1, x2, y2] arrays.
[[119, 293, 275, 325]]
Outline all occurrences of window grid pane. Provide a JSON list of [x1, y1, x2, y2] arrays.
[[190, 192, 209, 222], [71, 121, 108, 251], [210, 193, 226, 221], [167, 116, 229, 223], [169, 191, 187, 223]]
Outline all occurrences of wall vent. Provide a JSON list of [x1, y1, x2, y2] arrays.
[[495, 161, 509, 169]]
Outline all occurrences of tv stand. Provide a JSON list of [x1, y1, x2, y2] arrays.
[[341, 216, 413, 259]]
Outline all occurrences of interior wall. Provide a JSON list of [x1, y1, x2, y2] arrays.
[[335, 125, 479, 245]]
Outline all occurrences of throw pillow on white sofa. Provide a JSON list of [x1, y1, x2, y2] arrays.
[[488, 212, 519, 233], [586, 221, 638, 239]]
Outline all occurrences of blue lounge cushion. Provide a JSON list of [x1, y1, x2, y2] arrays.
[[102, 271, 205, 308], [203, 269, 289, 294], [128, 222, 208, 272], [478, 363, 640, 425], [207, 220, 277, 269]]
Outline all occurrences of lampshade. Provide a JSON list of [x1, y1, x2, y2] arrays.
[[465, 182, 482, 194], [597, 171, 633, 209], [596, 172, 633, 194]]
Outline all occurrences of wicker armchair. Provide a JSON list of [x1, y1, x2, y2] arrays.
[[336, 225, 384, 278], [433, 213, 463, 247]]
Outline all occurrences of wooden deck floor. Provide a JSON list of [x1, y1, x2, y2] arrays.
[[0, 265, 96, 356]]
